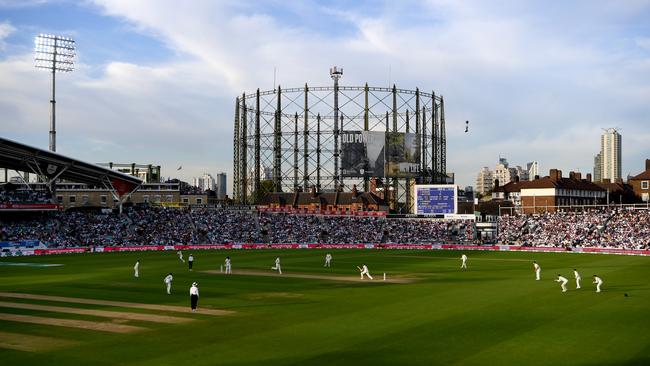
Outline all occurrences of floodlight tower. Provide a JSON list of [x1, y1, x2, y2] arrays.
[[34, 34, 76, 152], [330, 66, 343, 188]]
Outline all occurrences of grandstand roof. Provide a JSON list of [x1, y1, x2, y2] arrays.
[[0, 136, 141, 195]]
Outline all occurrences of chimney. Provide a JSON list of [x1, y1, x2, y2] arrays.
[[311, 185, 317, 197], [575, 172, 582, 180], [549, 169, 562, 182], [352, 184, 358, 198], [646, 159, 650, 171], [569, 171, 575, 179], [515, 176, 520, 183], [534, 175, 540, 180], [586, 173, 592, 182], [494, 179, 500, 188], [603, 178, 611, 183]]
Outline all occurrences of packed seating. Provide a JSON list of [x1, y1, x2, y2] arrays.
[[0, 207, 476, 246], [4, 206, 648, 249], [497, 208, 650, 249], [0, 189, 51, 204]]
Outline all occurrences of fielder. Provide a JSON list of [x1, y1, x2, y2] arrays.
[[163, 273, 173, 294], [133, 259, 140, 278], [225, 256, 232, 274], [177, 250, 185, 263], [573, 269, 581, 289], [533, 261, 541, 281], [461, 254, 468, 270], [358, 264, 373, 280], [324, 253, 332, 267], [188, 254, 194, 271], [271, 257, 282, 274], [556, 274, 569, 292], [593, 275, 603, 293], [189, 282, 199, 311]]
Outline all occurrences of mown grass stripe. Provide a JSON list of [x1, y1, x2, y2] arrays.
[[0, 301, 192, 324], [0, 313, 145, 333], [0, 292, 233, 316]]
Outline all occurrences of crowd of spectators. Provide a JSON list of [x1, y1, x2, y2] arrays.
[[498, 208, 650, 249], [0, 189, 51, 204], [4, 206, 649, 249], [1, 207, 476, 246]]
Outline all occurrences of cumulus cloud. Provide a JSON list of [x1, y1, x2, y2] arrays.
[[1, 0, 649, 189], [0, 21, 16, 50]]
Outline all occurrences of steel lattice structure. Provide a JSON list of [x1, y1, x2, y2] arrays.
[[233, 82, 447, 212]]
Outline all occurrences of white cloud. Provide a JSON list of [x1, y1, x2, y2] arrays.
[[1, 0, 649, 190], [0, 21, 16, 50]]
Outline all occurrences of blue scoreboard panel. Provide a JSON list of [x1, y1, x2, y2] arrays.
[[415, 185, 457, 214]]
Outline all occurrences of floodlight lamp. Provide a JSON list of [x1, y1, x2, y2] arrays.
[[330, 66, 343, 80], [34, 34, 76, 72]]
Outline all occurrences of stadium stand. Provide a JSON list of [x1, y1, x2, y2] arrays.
[[0, 207, 475, 247], [0, 188, 51, 204], [498, 208, 650, 249]]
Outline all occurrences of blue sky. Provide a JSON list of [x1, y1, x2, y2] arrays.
[[1, 0, 649, 192]]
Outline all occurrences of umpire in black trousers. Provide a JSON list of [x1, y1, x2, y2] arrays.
[[189, 282, 199, 311]]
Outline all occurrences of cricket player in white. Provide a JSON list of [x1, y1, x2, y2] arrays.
[[271, 257, 282, 274], [324, 253, 332, 267], [574, 269, 581, 289], [177, 250, 185, 263], [225, 256, 232, 274], [556, 274, 569, 292], [133, 260, 140, 278], [533, 261, 541, 281], [163, 273, 173, 294], [358, 264, 373, 280], [593, 275, 603, 293], [189, 282, 199, 311], [461, 254, 468, 270]]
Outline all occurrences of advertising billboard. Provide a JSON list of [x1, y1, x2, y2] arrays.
[[341, 131, 385, 177], [414, 184, 457, 214], [386, 132, 420, 177]]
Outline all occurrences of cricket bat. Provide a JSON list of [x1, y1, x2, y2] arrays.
[[356, 266, 362, 271]]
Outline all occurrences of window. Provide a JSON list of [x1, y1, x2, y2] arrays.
[[69, 196, 76, 203], [154, 195, 161, 203], [101, 195, 107, 204], [143, 195, 150, 203], [642, 181, 649, 190], [196, 198, 203, 204], [57, 196, 63, 203], [82, 195, 89, 205], [182, 198, 189, 204], [166, 195, 173, 202]]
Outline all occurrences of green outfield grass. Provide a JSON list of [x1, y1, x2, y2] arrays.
[[0, 249, 648, 365]]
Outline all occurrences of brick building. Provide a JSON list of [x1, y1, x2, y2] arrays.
[[518, 169, 606, 213], [629, 159, 650, 202], [259, 185, 387, 212], [490, 169, 606, 213]]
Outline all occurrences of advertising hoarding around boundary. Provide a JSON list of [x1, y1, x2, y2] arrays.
[[414, 184, 457, 214]]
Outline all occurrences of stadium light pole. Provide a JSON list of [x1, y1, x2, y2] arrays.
[[330, 66, 343, 189], [34, 34, 76, 153]]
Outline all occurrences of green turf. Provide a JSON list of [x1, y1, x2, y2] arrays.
[[0, 249, 648, 365]]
